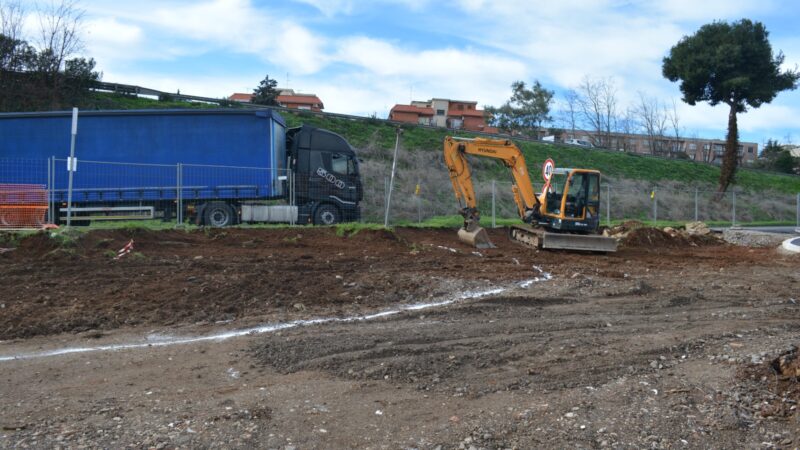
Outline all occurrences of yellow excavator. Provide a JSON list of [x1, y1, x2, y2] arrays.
[[443, 136, 617, 252]]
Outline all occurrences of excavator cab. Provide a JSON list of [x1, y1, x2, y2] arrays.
[[540, 169, 601, 233]]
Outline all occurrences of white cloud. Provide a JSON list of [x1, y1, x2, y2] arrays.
[[72, 0, 800, 142], [334, 36, 528, 107], [293, 0, 430, 16], [84, 18, 145, 65], [83, 0, 329, 74], [642, 0, 778, 21]]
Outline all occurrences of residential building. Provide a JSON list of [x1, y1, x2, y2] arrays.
[[227, 89, 324, 111], [390, 98, 497, 133], [551, 129, 758, 165], [276, 89, 324, 111], [228, 93, 253, 103]]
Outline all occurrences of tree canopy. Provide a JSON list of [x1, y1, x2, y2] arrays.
[[662, 19, 799, 192], [252, 74, 279, 106], [0, 33, 99, 111], [487, 80, 553, 135]]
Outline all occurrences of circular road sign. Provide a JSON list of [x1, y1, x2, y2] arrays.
[[542, 159, 555, 182]]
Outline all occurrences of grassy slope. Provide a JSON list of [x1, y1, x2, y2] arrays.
[[283, 112, 800, 194], [90, 95, 800, 194]]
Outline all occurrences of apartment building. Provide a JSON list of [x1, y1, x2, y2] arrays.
[[553, 129, 758, 165], [390, 98, 497, 133]]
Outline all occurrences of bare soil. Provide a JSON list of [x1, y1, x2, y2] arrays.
[[0, 226, 799, 449]]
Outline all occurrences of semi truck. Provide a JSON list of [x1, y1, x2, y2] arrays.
[[0, 109, 363, 226]]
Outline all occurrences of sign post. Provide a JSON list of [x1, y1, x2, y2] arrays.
[[541, 158, 555, 194], [384, 128, 402, 227], [66, 108, 78, 227]]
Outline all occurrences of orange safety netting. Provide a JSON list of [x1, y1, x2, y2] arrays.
[[0, 184, 49, 228]]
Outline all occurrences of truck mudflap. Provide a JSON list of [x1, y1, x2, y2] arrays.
[[510, 225, 618, 253]]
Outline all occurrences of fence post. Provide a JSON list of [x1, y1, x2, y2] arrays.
[[289, 169, 296, 226], [694, 187, 698, 222], [731, 190, 736, 227], [652, 186, 657, 225], [176, 163, 183, 225], [384, 128, 402, 227], [384, 176, 390, 224], [491, 179, 496, 229], [65, 108, 78, 227], [46, 156, 52, 224], [417, 179, 421, 224]]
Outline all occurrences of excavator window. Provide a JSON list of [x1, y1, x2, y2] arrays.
[[564, 174, 585, 218], [546, 173, 567, 215]]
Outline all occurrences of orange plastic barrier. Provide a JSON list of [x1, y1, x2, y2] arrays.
[[0, 184, 49, 228]]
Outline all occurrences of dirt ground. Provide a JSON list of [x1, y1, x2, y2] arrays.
[[0, 226, 799, 449]]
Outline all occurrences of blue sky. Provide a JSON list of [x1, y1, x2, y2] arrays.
[[25, 0, 800, 145]]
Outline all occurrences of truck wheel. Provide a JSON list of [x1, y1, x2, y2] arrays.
[[314, 204, 340, 225], [204, 202, 235, 227]]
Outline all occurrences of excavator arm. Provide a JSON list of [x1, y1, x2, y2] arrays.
[[444, 136, 542, 226]]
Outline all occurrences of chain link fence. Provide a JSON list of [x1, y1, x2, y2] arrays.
[[378, 176, 800, 227], [0, 156, 798, 230]]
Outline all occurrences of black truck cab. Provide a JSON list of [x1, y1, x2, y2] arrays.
[[287, 125, 363, 224]]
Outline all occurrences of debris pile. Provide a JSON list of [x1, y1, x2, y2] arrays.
[[603, 221, 721, 248]]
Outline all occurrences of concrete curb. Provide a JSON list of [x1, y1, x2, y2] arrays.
[[782, 236, 800, 254]]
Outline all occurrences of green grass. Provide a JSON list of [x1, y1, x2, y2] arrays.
[[397, 215, 522, 228], [334, 222, 391, 237], [87, 93, 236, 110], [395, 214, 797, 229], [280, 110, 800, 194], [513, 142, 800, 193], [78, 219, 197, 231]]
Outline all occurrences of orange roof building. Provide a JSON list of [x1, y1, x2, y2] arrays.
[[228, 89, 324, 111], [389, 98, 495, 133]]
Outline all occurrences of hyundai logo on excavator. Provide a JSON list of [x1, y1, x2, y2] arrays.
[[477, 147, 497, 154]]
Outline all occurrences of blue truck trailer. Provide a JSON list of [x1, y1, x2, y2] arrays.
[[0, 109, 363, 226]]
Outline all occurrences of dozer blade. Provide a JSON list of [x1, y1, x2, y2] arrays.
[[510, 225, 617, 253], [458, 226, 496, 249], [541, 232, 617, 252]]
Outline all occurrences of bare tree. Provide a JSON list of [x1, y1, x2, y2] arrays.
[[667, 99, 683, 155], [558, 89, 579, 139], [36, 0, 84, 73], [0, 0, 26, 41], [635, 92, 668, 155], [616, 107, 638, 152], [576, 76, 617, 148]]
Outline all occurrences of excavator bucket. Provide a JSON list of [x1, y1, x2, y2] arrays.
[[457, 207, 496, 249], [458, 226, 495, 249]]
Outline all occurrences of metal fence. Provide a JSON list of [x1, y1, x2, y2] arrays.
[[0, 156, 798, 230], [372, 176, 800, 228]]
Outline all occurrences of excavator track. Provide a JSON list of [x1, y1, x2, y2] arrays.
[[509, 225, 544, 250], [510, 224, 618, 253]]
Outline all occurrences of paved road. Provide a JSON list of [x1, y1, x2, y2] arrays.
[[713, 226, 800, 234]]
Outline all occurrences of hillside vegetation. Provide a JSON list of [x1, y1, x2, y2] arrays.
[[90, 93, 800, 195], [283, 111, 800, 194]]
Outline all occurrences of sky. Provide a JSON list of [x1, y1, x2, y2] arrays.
[[20, 0, 800, 145]]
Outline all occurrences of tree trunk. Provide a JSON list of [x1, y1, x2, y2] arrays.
[[718, 103, 738, 194]]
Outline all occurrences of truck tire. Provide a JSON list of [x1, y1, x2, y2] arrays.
[[204, 202, 235, 227], [314, 204, 340, 225]]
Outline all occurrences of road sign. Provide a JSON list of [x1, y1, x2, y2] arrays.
[[542, 159, 555, 181]]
